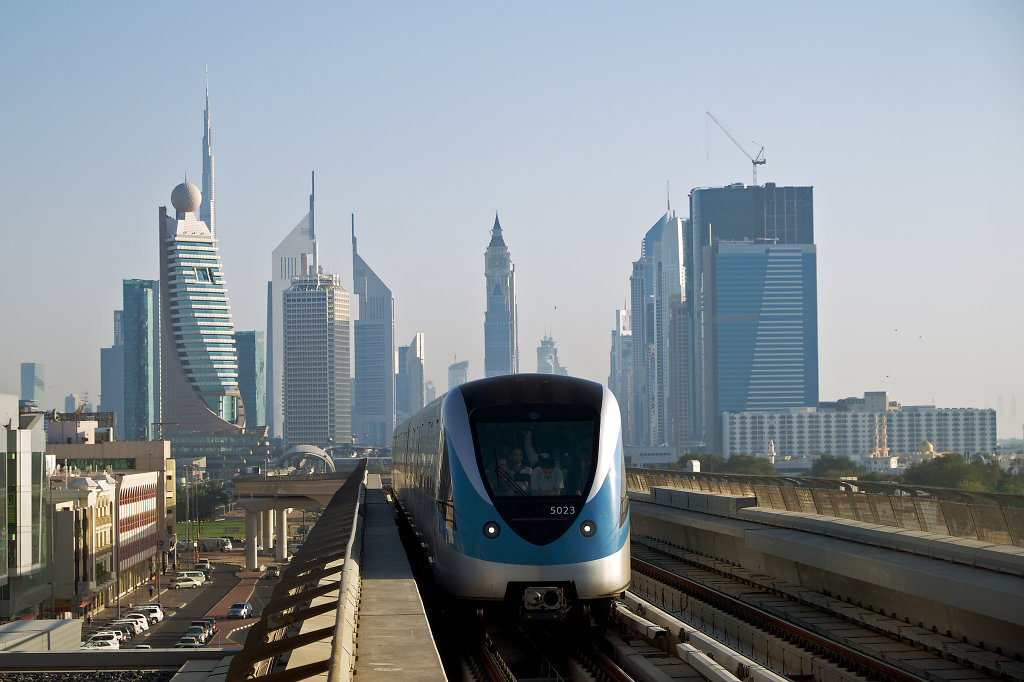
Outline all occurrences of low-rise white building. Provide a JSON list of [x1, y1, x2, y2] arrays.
[[724, 392, 996, 460]]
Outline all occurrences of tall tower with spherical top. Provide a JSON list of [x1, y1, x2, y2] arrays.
[[159, 179, 245, 437]]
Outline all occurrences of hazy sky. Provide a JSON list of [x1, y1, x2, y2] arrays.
[[2, 2, 1022, 438]]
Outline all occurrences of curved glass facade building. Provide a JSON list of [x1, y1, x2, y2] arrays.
[[158, 181, 245, 433]]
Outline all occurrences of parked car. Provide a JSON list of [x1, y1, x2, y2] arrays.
[[81, 638, 119, 649], [105, 624, 134, 640], [171, 576, 202, 589], [119, 613, 149, 630], [200, 568, 212, 582], [134, 605, 164, 624], [84, 632, 120, 648], [94, 629, 124, 643], [112, 619, 143, 636], [137, 603, 165, 618], [227, 602, 253, 619], [189, 620, 212, 640], [265, 565, 280, 579], [178, 570, 206, 584], [174, 636, 204, 648], [123, 612, 153, 629], [185, 625, 208, 643]]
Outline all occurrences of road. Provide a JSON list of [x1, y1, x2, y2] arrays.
[[86, 550, 281, 649]]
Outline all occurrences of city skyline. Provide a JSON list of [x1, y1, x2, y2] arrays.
[[2, 3, 1022, 437]]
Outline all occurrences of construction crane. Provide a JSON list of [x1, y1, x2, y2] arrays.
[[706, 111, 766, 185]]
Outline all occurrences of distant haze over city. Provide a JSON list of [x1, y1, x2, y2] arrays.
[[2, 3, 1022, 437]]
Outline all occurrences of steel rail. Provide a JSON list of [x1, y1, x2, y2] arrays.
[[632, 554, 925, 682]]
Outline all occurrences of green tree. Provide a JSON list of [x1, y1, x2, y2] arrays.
[[902, 453, 1002, 490], [806, 455, 862, 478], [721, 454, 778, 475]]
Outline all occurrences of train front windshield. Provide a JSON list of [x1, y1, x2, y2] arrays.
[[472, 404, 599, 500]]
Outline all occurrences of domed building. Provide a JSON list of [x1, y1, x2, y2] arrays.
[[158, 178, 268, 475]]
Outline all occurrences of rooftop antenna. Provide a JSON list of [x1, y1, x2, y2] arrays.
[[706, 111, 766, 185]]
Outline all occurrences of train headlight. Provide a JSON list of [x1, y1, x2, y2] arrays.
[[579, 519, 596, 537], [483, 521, 501, 539]]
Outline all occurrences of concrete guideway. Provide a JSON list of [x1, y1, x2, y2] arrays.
[[628, 485, 1024, 666]]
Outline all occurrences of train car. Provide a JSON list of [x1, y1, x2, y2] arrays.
[[392, 374, 629, 622]]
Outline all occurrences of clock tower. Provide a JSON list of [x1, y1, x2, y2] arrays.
[[484, 213, 519, 378]]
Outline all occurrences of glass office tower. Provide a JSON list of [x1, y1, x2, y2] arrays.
[[123, 279, 160, 441]]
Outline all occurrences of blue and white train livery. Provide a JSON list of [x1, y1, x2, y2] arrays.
[[392, 374, 630, 620]]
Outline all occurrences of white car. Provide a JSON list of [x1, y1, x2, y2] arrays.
[[112, 619, 143, 635], [171, 576, 203, 589], [135, 605, 164, 623], [84, 633, 120, 648], [119, 613, 149, 630]]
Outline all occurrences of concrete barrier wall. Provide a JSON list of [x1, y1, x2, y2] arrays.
[[630, 470, 1024, 548]]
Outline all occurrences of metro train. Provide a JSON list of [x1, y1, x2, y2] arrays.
[[391, 374, 630, 622]]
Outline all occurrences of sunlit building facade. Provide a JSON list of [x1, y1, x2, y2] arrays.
[[0, 394, 49, 620], [267, 173, 318, 437], [282, 274, 350, 449], [723, 396, 996, 459]]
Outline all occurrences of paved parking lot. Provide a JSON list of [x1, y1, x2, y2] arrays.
[[84, 548, 284, 649]]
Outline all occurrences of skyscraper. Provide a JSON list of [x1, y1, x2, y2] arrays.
[[122, 279, 160, 441], [352, 219, 395, 446], [19, 363, 44, 410], [282, 274, 350, 449], [608, 309, 633, 439], [235, 331, 266, 429], [687, 183, 817, 452], [448, 360, 468, 390], [267, 173, 318, 437], [395, 333, 425, 425], [200, 75, 215, 239], [536, 335, 568, 375], [708, 242, 818, 413], [158, 180, 245, 434], [484, 214, 519, 377], [99, 310, 125, 438], [628, 211, 686, 448]]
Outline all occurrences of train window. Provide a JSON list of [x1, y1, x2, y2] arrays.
[[470, 404, 599, 500]]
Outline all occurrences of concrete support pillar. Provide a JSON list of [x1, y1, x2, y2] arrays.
[[262, 510, 273, 552], [245, 510, 259, 570], [275, 508, 288, 561]]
